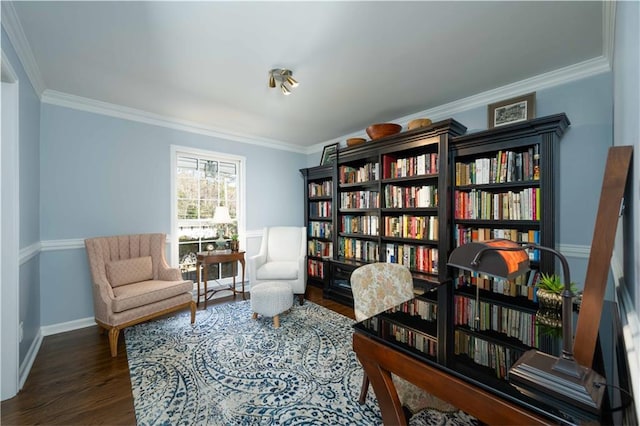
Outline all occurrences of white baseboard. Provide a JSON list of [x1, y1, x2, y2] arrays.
[[40, 317, 96, 336], [18, 329, 42, 392]]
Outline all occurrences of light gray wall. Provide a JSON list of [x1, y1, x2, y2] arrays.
[[1, 27, 42, 365], [38, 103, 307, 325]]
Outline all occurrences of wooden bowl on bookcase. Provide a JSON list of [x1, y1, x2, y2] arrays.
[[346, 138, 366, 147], [366, 123, 402, 140]]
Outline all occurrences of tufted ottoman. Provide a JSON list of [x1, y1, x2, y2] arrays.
[[250, 282, 293, 328]]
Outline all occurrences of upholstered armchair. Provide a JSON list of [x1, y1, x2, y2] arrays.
[[85, 233, 196, 357], [248, 226, 307, 305], [351, 262, 457, 414]]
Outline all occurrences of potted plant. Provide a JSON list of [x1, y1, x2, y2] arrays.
[[230, 234, 239, 252], [535, 273, 577, 310]]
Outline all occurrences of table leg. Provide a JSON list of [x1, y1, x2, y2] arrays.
[[196, 261, 201, 306], [232, 260, 237, 298], [203, 261, 208, 309], [240, 258, 246, 300]]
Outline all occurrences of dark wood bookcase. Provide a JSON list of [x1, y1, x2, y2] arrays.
[[300, 165, 335, 290], [301, 114, 569, 367], [328, 119, 466, 306], [447, 113, 570, 378]]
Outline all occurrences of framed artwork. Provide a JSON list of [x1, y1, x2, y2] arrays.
[[320, 143, 338, 166], [488, 92, 536, 128]]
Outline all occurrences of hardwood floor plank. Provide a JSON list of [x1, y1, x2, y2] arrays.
[[1, 285, 354, 425]]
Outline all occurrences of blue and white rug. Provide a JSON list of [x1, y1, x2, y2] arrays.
[[125, 300, 382, 425]]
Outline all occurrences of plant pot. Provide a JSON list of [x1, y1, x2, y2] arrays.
[[230, 240, 239, 252], [536, 288, 562, 311]]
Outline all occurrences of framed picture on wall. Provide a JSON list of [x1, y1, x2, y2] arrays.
[[320, 143, 338, 166], [488, 92, 536, 128]]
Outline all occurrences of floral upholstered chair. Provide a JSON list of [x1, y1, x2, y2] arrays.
[[85, 233, 196, 357], [350, 262, 457, 415]]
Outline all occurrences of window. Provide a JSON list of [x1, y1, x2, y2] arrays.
[[172, 147, 244, 284]]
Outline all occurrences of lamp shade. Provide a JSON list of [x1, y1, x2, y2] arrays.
[[447, 239, 530, 280], [212, 206, 232, 224]]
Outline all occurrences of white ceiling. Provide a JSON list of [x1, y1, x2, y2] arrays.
[[6, 1, 606, 150]]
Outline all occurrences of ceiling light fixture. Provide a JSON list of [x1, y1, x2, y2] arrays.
[[269, 68, 298, 95]]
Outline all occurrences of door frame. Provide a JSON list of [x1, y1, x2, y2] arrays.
[[1, 49, 21, 401]]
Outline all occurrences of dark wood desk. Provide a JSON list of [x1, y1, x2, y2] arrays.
[[354, 332, 549, 425], [196, 250, 245, 308], [353, 299, 635, 426]]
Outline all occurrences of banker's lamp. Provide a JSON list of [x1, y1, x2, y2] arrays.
[[212, 206, 232, 249], [447, 239, 605, 414]]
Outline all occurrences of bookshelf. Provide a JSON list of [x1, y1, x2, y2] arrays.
[[300, 165, 335, 289], [448, 113, 570, 379], [324, 119, 466, 307]]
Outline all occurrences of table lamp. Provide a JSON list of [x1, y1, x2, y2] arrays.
[[212, 205, 232, 249], [447, 239, 605, 414]]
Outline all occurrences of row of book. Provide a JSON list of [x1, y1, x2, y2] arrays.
[[454, 275, 539, 302], [454, 330, 522, 379], [384, 243, 439, 274], [454, 145, 540, 186], [307, 259, 326, 279], [308, 180, 332, 197], [308, 221, 333, 239], [384, 215, 438, 241], [340, 190, 380, 209], [309, 201, 332, 218], [339, 162, 380, 184], [453, 225, 541, 262], [454, 295, 538, 347], [307, 240, 332, 258], [383, 184, 438, 208], [388, 322, 438, 357], [341, 215, 379, 235], [454, 188, 541, 221], [389, 298, 438, 321], [382, 152, 439, 179], [338, 238, 379, 261]]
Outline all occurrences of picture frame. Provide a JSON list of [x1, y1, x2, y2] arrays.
[[320, 143, 338, 166], [488, 92, 536, 128]]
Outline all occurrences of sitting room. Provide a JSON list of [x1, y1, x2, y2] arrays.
[[2, 1, 639, 425]]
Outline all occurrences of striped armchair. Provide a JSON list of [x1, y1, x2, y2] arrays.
[[85, 233, 196, 357]]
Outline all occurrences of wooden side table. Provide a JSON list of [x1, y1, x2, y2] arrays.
[[196, 250, 246, 308]]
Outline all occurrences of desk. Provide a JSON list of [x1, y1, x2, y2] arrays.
[[196, 250, 245, 308], [353, 299, 634, 425]]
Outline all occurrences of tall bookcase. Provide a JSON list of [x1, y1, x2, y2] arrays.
[[326, 119, 467, 310], [447, 113, 570, 378], [300, 165, 335, 289]]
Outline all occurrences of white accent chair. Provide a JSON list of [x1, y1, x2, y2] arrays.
[[248, 226, 307, 305]]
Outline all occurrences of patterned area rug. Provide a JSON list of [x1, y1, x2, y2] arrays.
[[125, 300, 382, 425]]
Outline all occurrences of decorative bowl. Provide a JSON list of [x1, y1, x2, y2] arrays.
[[408, 118, 433, 130], [346, 138, 366, 147], [366, 123, 402, 140]]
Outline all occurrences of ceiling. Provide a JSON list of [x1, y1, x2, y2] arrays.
[[7, 1, 606, 151]]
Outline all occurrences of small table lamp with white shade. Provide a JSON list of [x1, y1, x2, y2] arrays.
[[212, 205, 232, 249]]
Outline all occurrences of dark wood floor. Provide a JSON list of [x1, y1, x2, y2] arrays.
[[1, 285, 354, 425]]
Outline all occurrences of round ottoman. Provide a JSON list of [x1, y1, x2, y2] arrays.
[[250, 282, 293, 328]]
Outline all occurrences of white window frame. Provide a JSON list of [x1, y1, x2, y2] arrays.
[[170, 145, 246, 284]]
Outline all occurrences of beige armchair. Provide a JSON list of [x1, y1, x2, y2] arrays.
[[85, 233, 196, 357]]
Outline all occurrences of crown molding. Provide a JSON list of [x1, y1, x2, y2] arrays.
[[41, 90, 307, 154], [312, 55, 612, 153], [0, 1, 46, 96]]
